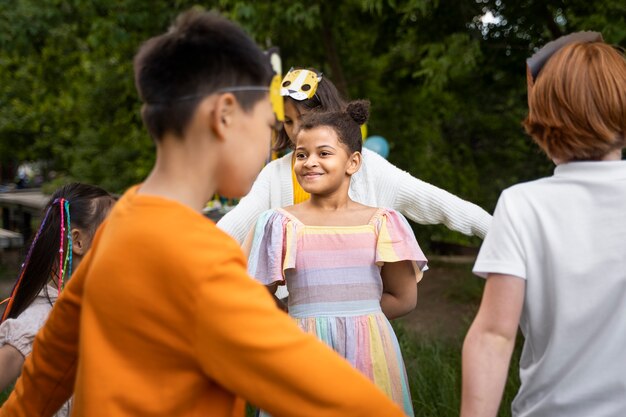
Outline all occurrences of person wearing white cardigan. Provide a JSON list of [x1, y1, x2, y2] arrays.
[[218, 148, 491, 244], [217, 69, 492, 299]]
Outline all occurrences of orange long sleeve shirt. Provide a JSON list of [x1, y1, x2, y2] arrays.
[[1, 186, 405, 417]]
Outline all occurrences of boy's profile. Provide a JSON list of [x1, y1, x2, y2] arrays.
[[0, 10, 405, 417]]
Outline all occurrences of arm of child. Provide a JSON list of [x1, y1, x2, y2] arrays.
[[380, 260, 419, 319], [460, 273, 524, 417], [0, 247, 95, 417], [365, 150, 492, 238], [241, 225, 255, 257], [196, 254, 406, 417], [0, 344, 24, 391], [217, 161, 274, 244]]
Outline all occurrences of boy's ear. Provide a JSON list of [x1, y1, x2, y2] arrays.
[[71, 228, 88, 256], [346, 151, 362, 176], [210, 93, 238, 142]]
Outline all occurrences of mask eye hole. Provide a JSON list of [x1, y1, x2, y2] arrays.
[[301, 84, 311, 91], [282, 81, 291, 87]]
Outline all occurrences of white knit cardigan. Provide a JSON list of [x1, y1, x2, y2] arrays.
[[218, 148, 491, 243]]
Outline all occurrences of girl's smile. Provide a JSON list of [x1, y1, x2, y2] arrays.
[[294, 127, 354, 195], [301, 171, 324, 180]]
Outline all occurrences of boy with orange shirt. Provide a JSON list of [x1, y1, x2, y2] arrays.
[[0, 10, 405, 417]]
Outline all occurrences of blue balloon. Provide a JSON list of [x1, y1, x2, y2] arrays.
[[363, 135, 390, 159]]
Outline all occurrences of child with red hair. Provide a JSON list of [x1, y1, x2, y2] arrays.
[[461, 33, 626, 417]]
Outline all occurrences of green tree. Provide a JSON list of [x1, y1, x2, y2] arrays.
[[0, 0, 623, 245]]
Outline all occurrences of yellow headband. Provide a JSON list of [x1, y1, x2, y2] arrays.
[[267, 48, 285, 123]]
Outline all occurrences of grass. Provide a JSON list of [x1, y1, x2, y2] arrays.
[[394, 321, 522, 417], [244, 324, 522, 417], [436, 261, 486, 304], [395, 259, 522, 416]]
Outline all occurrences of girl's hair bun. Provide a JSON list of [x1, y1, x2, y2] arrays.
[[346, 100, 370, 126]]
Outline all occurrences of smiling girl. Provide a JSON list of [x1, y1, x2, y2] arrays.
[[246, 101, 427, 416]]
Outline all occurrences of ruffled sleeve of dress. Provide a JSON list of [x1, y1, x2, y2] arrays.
[[247, 209, 298, 286], [0, 287, 56, 357], [374, 208, 428, 281]]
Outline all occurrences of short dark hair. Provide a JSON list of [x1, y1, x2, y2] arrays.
[[134, 9, 273, 140], [298, 100, 370, 154], [274, 73, 346, 152]]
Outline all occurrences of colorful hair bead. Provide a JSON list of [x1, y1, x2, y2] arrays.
[[59, 200, 72, 291], [58, 198, 65, 294], [1, 203, 55, 321]]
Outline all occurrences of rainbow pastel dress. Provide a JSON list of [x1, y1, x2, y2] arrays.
[[248, 207, 427, 416]]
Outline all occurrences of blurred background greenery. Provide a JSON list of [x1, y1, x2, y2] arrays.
[[1, 0, 624, 248]]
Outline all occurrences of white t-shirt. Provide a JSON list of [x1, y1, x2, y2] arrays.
[[474, 160, 626, 417]]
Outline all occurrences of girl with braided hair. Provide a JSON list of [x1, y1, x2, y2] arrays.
[[0, 183, 114, 416]]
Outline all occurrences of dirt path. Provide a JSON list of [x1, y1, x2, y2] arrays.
[[397, 257, 482, 341]]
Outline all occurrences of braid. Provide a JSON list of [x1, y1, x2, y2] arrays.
[[0, 204, 55, 321], [0, 183, 113, 322], [65, 200, 73, 279], [58, 198, 65, 294], [58, 199, 73, 292]]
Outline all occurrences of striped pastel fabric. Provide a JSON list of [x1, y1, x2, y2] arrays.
[[248, 208, 427, 416]]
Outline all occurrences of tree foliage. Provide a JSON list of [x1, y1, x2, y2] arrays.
[[0, 0, 623, 243]]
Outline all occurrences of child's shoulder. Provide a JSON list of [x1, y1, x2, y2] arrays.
[[259, 206, 291, 218], [285, 202, 387, 226], [350, 203, 400, 219], [253, 207, 293, 229], [280, 204, 300, 216], [280, 203, 316, 220], [348, 203, 381, 222], [370, 206, 411, 228], [374, 206, 402, 217]]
